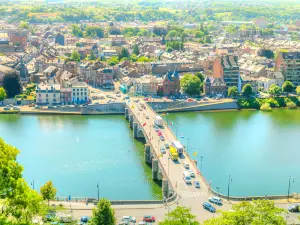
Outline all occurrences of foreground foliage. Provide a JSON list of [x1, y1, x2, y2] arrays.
[[237, 97, 300, 109], [90, 198, 115, 225], [159, 206, 199, 225]]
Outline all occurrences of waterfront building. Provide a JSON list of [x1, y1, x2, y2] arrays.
[[203, 76, 227, 97], [60, 87, 72, 105], [132, 75, 160, 96], [36, 83, 61, 105], [257, 71, 284, 91], [161, 70, 180, 96], [71, 81, 89, 104], [213, 55, 240, 89], [275, 51, 300, 86]]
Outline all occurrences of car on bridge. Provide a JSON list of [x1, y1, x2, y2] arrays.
[[288, 204, 300, 212], [157, 131, 162, 136], [209, 196, 222, 205], [194, 181, 200, 188], [160, 135, 165, 141], [189, 170, 195, 177], [143, 216, 155, 222], [160, 147, 166, 154], [202, 202, 216, 213], [164, 143, 170, 149]]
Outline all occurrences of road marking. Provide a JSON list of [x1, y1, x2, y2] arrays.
[[180, 191, 208, 198]]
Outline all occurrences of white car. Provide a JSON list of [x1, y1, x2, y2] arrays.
[[13, 106, 20, 111], [189, 170, 195, 177], [121, 216, 136, 223], [183, 162, 190, 169]]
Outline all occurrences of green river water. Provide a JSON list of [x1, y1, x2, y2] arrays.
[[0, 109, 299, 199]]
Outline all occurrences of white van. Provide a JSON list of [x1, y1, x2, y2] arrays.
[[183, 171, 192, 184]]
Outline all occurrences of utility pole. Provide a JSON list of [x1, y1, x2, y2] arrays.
[[97, 182, 100, 202], [31, 180, 35, 190]]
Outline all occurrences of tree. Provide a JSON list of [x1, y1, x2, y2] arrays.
[[203, 200, 285, 225], [268, 84, 281, 97], [180, 74, 201, 96], [119, 47, 129, 59], [159, 206, 199, 225], [130, 53, 138, 62], [90, 198, 115, 225], [228, 86, 238, 98], [194, 31, 204, 38], [133, 44, 140, 55], [204, 35, 212, 43], [107, 56, 119, 66], [0, 87, 6, 101], [166, 46, 173, 53], [70, 50, 81, 62], [19, 21, 29, 29], [257, 49, 275, 59], [88, 50, 97, 60], [242, 84, 253, 97], [137, 56, 151, 62], [296, 86, 300, 95], [40, 181, 57, 206], [195, 72, 204, 83], [282, 81, 294, 96], [85, 26, 104, 38], [2, 72, 21, 98], [71, 24, 83, 37]]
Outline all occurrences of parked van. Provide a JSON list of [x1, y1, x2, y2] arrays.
[[183, 171, 192, 184]]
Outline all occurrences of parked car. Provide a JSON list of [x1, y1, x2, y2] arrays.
[[143, 216, 155, 222], [209, 197, 222, 205], [183, 162, 190, 169], [34, 105, 41, 109], [189, 170, 195, 177], [160, 135, 165, 141], [154, 126, 159, 132], [288, 204, 300, 212], [144, 98, 149, 101], [80, 216, 90, 223], [194, 181, 200, 188], [187, 98, 194, 102], [13, 106, 20, 111], [121, 216, 136, 223], [164, 143, 170, 149], [42, 212, 56, 222], [202, 202, 216, 213], [160, 147, 166, 154], [3, 106, 11, 110], [59, 215, 74, 223]]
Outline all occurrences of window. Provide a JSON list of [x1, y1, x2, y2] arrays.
[[81, 92, 83, 96], [39, 94, 41, 97], [54, 94, 56, 97], [46, 94, 48, 97]]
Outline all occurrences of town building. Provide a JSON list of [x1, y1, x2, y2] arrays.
[[132, 75, 159, 96], [213, 55, 240, 89], [275, 51, 300, 86], [203, 76, 227, 97], [162, 70, 180, 96], [257, 71, 284, 91], [60, 87, 72, 105], [36, 83, 61, 105], [71, 81, 89, 104]]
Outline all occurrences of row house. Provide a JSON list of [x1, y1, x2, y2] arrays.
[[36, 83, 61, 105], [132, 75, 160, 96], [203, 76, 227, 97]]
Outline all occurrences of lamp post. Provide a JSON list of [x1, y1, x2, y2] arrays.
[[168, 157, 170, 178], [97, 182, 100, 202], [227, 175, 232, 201], [187, 137, 190, 155], [30, 180, 35, 190], [175, 123, 178, 139], [287, 176, 294, 201], [216, 186, 220, 196], [200, 156, 203, 171]]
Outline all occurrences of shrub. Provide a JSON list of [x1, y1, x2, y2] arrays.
[[285, 100, 297, 109], [260, 103, 272, 111]]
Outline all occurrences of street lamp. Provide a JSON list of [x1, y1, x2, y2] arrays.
[[216, 186, 220, 196], [97, 182, 100, 202], [187, 137, 190, 155], [175, 123, 178, 139], [30, 180, 35, 190], [288, 176, 294, 201], [200, 156, 203, 172], [168, 157, 170, 178], [227, 175, 232, 201]]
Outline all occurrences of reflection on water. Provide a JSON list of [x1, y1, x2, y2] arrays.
[[0, 115, 161, 200]]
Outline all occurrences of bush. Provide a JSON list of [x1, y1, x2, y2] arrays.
[[285, 100, 297, 109], [260, 103, 272, 111], [266, 98, 279, 108], [238, 97, 299, 110]]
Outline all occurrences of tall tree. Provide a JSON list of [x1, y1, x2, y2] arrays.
[[132, 44, 140, 55], [195, 72, 204, 83], [119, 47, 129, 59], [282, 81, 294, 96], [180, 74, 201, 95], [85, 26, 104, 38], [88, 50, 97, 60], [0, 87, 6, 101], [228, 86, 238, 98], [296, 85, 300, 95], [159, 206, 199, 225], [242, 84, 253, 97], [40, 181, 57, 206], [2, 72, 21, 98], [268, 84, 281, 97], [70, 50, 81, 62], [203, 200, 285, 225], [90, 198, 115, 225], [257, 49, 275, 59]]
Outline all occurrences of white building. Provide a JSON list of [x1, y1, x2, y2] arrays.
[[257, 71, 284, 91], [36, 83, 61, 105], [71, 81, 89, 103], [132, 75, 160, 96]]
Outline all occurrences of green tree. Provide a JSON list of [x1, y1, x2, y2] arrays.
[[228, 86, 238, 98], [194, 31, 204, 38], [282, 81, 294, 96], [203, 200, 285, 225], [166, 46, 173, 53], [40, 181, 57, 206], [180, 74, 201, 95], [19, 21, 29, 29], [119, 47, 129, 59], [159, 206, 199, 225], [133, 44, 140, 55], [71, 24, 83, 37], [204, 35, 212, 43], [296, 86, 300, 95], [90, 198, 115, 225], [0, 87, 6, 101], [242, 84, 253, 97], [107, 56, 119, 66], [70, 50, 81, 62], [88, 50, 97, 60], [268, 84, 281, 97], [137, 56, 151, 62], [258, 49, 275, 59], [85, 26, 104, 38], [2, 72, 21, 98], [195, 72, 204, 83]]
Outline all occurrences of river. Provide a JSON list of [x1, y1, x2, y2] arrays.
[[0, 109, 299, 199]]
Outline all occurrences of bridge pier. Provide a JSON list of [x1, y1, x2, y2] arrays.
[[144, 144, 152, 164], [152, 159, 159, 180], [162, 178, 169, 199], [128, 114, 133, 128], [125, 108, 129, 120], [157, 167, 163, 180], [133, 122, 145, 138]]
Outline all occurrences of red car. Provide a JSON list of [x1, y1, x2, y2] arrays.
[[157, 131, 162, 136], [143, 215, 155, 222], [187, 98, 194, 102]]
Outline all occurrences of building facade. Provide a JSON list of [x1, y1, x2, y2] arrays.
[[162, 70, 180, 96], [71, 82, 89, 103], [203, 76, 227, 96], [36, 83, 61, 105]]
